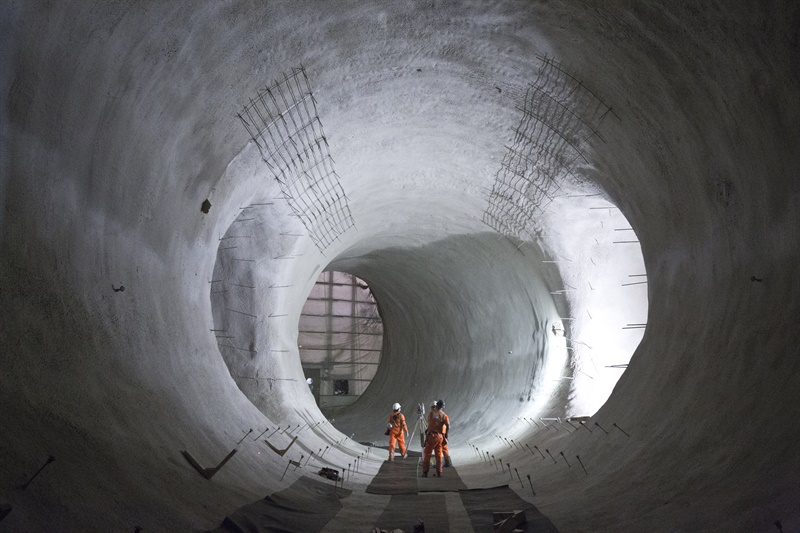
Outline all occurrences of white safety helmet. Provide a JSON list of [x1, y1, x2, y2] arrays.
[[392, 402, 401, 411]]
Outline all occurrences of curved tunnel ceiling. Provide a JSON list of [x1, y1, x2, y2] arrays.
[[2, 1, 799, 531]]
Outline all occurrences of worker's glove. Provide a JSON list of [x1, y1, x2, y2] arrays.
[[443, 437, 448, 445]]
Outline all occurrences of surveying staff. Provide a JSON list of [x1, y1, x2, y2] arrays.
[[414, 403, 427, 448], [386, 403, 408, 461], [422, 400, 450, 477]]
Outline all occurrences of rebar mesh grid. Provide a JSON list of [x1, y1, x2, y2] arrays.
[[238, 67, 354, 252], [483, 56, 616, 241]]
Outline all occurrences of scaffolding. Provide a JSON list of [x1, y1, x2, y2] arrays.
[[238, 67, 355, 252], [298, 272, 383, 417]]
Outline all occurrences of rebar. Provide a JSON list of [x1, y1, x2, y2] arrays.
[[613, 423, 631, 437], [483, 55, 615, 243], [238, 67, 355, 252], [576, 455, 589, 475], [19, 456, 55, 490], [237, 428, 253, 444], [546, 449, 558, 464]]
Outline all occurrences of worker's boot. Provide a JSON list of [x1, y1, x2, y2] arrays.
[[422, 471, 428, 478], [444, 455, 452, 467], [436, 471, 442, 478]]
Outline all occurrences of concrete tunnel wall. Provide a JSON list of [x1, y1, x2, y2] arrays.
[[1, 1, 799, 531]]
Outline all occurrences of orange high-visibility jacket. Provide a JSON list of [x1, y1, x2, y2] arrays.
[[387, 412, 407, 434], [427, 409, 449, 434]]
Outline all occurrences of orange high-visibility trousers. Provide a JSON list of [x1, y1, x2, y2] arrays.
[[388, 430, 406, 459], [422, 432, 444, 473]]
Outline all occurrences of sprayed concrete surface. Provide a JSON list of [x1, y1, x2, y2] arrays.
[[1, 1, 799, 531]]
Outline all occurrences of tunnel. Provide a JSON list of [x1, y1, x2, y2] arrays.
[[1, 1, 799, 531]]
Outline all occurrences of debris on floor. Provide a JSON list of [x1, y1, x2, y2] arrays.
[[318, 467, 340, 481], [372, 522, 425, 533], [493, 510, 527, 532]]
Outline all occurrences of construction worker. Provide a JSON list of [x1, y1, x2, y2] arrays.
[[422, 399, 450, 477], [429, 401, 452, 467], [386, 402, 408, 461]]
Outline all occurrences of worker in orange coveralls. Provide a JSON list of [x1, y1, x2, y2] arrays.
[[431, 401, 452, 467], [422, 399, 450, 477], [386, 402, 408, 461]]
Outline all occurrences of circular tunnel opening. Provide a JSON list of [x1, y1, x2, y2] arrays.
[[208, 181, 648, 452], [299, 271, 384, 419], [206, 49, 651, 453], [321, 231, 571, 447]]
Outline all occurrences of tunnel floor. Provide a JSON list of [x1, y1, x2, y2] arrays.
[[212, 453, 558, 532]]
